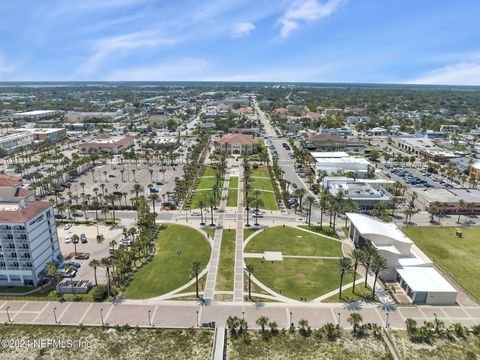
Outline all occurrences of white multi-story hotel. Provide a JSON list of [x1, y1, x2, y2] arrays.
[[0, 201, 60, 286]]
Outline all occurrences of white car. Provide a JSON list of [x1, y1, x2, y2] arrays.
[[64, 235, 72, 244], [63, 223, 72, 230], [190, 211, 201, 216]]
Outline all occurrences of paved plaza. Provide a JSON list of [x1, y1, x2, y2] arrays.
[[1, 300, 479, 330]]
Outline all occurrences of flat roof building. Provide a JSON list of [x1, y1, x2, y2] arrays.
[[322, 177, 392, 210], [312, 151, 371, 178], [79, 135, 134, 154], [346, 213, 457, 305]]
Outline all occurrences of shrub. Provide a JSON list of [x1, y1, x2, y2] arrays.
[[92, 285, 108, 302]]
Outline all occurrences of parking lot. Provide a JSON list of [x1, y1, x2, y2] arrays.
[[57, 223, 124, 284], [53, 162, 183, 208]]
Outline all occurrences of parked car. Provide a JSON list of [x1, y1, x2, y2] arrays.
[[64, 235, 71, 244], [63, 223, 72, 230], [292, 183, 298, 189], [190, 211, 201, 216], [80, 234, 87, 244], [55, 214, 67, 219], [113, 191, 122, 196], [57, 268, 77, 278], [65, 261, 81, 268], [72, 211, 83, 217], [74, 253, 90, 260], [120, 237, 133, 246], [149, 187, 159, 193]]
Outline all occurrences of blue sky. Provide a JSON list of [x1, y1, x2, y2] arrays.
[[0, 0, 479, 84]]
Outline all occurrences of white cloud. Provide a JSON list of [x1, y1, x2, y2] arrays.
[[410, 62, 480, 86], [231, 22, 255, 39], [279, 0, 344, 38], [105, 58, 210, 81], [75, 31, 177, 77]]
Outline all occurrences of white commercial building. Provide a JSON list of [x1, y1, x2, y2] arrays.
[[0, 201, 60, 286], [322, 177, 392, 210], [0, 132, 33, 155], [346, 213, 457, 305], [311, 151, 370, 178]]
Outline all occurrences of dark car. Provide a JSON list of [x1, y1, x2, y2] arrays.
[[74, 253, 90, 260], [80, 234, 87, 244], [292, 183, 298, 189], [113, 191, 123, 196]]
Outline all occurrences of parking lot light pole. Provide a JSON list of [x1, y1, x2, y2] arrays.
[[148, 309, 152, 327], [53, 307, 58, 324], [196, 310, 199, 327], [289, 311, 293, 328], [100, 308, 104, 326], [385, 311, 389, 329], [337, 312, 341, 326], [6, 306, 11, 323]]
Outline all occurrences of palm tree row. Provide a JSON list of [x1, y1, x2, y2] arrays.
[[338, 244, 387, 301]]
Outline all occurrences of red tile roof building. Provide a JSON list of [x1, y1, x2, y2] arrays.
[[215, 133, 258, 154]]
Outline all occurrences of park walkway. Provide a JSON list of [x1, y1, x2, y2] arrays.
[[233, 166, 244, 302], [203, 172, 230, 301]]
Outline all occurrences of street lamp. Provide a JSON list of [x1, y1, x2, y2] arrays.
[[242, 311, 245, 320], [289, 311, 293, 328], [433, 312, 438, 331], [337, 312, 341, 326], [6, 306, 11, 323], [53, 307, 58, 324], [100, 308, 104, 326], [385, 311, 390, 329], [148, 309, 152, 327], [196, 310, 199, 327]]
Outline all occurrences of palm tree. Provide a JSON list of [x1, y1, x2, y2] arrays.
[[362, 245, 377, 288], [252, 195, 264, 226], [256, 316, 269, 333], [348, 313, 363, 334], [226, 316, 239, 336], [305, 195, 317, 226], [198, 199, 206, 225], [245, 196, 253, 227], [349, 249, 363, 294], [371, 254, 388, 299], [337, 257, 353, 299], [149, 193, 159, 214], [192, 261, 201, 298], [403, 208, 415, 224], [294, 188, 306, 212], [246, 264, 254, 300], [208, 197, 215, 226], [457, 199, 466, 223], [89, 259, 100, 287], [71, 234, 79, 255], [100, 257, 112, 298]]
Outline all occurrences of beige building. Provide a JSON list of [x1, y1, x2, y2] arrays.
[[214, 133, 257, 155], [0, 174, 35, 204]]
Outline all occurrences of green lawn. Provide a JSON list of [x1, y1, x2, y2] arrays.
[[202, 167, 217, 176], [251, 177, 274, 191], [216, 230, 236, 291], [252, 191, 277, 211], [125, 225, 211, 299], [403, 226, 480, 302], [246, 258, 353, 301], [298, 225, 339, 238], [196, 176, 221, 190], [189, 190, 221, 209], [244, 227, 259, 240], [229, 176, 238, 188], [227, 176, 238, 207], [244, 226, 342, 257], [251, 167, 270, 177], [323, 283, 374, 303]]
